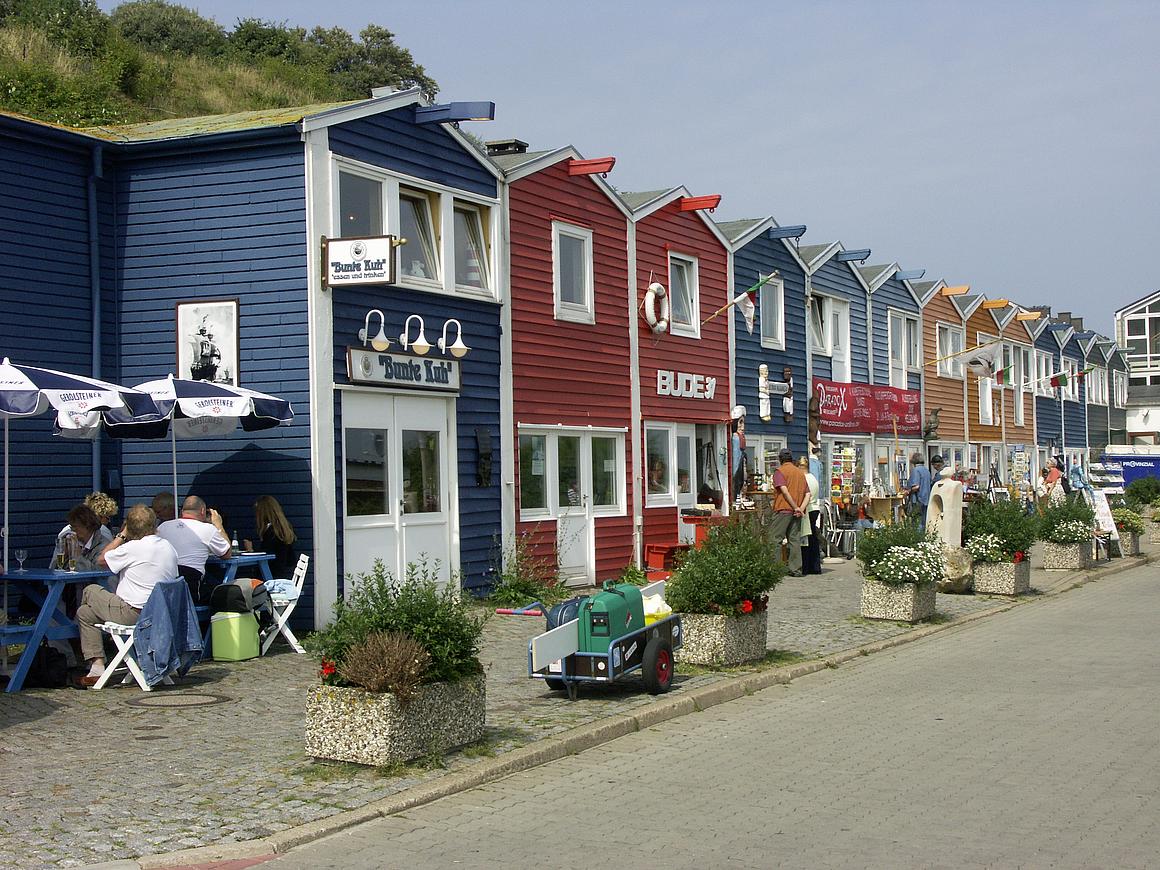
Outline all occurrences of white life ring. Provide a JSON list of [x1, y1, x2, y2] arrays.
[[643, 282, 670, 333]]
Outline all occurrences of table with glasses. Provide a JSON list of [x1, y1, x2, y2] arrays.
[[205, 552, 276, 585], [2, 568, 111, 692]]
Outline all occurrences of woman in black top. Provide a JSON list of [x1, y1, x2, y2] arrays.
[[243, 495, 296, 578]]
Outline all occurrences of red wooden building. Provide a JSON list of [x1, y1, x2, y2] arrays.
[[491, 141, 635, 586], [625, 187, 732, 555]]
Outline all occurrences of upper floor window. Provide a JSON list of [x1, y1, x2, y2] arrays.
[[1089, 367, 1108, 405], [338, 171, 383, 236], [552, 221, 594, 324], [809, 295, 829, 354], [1062, 358, 1079, 400], [668, 254, 699, 338], [399, 189, 440, 283], [936, 323, 965, 378], [453, 204, 490, 291], [889, 311, 920, 387], [759, 275, 784, 349], [1035, 350, 1053, 396], [1114, 370, 1128, 408]]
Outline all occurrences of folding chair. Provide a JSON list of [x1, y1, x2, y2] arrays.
[[261, 554, 309, 655], [91, 622, 174, 691]]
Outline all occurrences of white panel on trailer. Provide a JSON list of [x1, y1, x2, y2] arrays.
[[530, 619, 580, 672]]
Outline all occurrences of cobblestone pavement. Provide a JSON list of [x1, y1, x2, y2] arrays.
[[0, 546, 1132, 868], [262, 557, 1160, 870]]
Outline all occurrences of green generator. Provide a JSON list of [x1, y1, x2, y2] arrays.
[[578, 582, 645, 653]]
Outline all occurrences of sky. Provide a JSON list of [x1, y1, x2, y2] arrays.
[[101, 0, 1160, 337]]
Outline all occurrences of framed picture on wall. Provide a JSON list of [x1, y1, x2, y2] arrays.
[[176, 299, 239, 386]]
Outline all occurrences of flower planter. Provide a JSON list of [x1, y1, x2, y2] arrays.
[[305, 673, 485, 766], [677, 610, 768, 666], [1112, 531, 1140, 557], [1149, 525, 1160, 546], [1042, 541, 1094, 571], [972, 559, 1031, 595], [860, 579, 936, 623]]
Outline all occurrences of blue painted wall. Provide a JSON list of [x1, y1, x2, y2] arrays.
[[1033, 329, 1063, 448], [732, 233, 808, 455], [1060, 333, 1087, 449], [810, 257, 869, 384], [871, 276, 922, 391]]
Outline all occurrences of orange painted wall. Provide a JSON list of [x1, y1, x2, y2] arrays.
[[921, 292, 967, 442]]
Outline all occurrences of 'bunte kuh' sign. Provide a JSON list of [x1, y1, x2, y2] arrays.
[[347, 347, 460, 392], [813, 378, 920, 435], [324, 235, 398, 287]]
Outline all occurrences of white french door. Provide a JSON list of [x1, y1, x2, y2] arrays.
[[343, 392, 453, 588]]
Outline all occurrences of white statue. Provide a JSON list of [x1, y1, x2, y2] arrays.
[[927, 465, 963, 548]]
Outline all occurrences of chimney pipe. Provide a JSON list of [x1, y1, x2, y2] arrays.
[[485, 138, 529, 156]]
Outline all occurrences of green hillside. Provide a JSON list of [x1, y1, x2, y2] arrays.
[[0, 0, 437, 127]]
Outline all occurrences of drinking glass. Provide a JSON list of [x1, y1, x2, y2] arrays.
[[14, 548, 27, 572], [66, 536, 80, 572]]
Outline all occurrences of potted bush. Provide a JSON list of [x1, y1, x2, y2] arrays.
[[1040, 499, 1096, 570], [856, 522, 945, 622], [304, 560, 485, 767], [666, 517, 785, 666], [1111, 507, 1144, 557], [963, 499, 1038, 595]]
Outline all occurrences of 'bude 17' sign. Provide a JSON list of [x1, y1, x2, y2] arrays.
[[657, 369, 718, 400], [814, 378, 919, 435]]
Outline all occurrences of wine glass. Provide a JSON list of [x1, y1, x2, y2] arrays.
[[14, 548, 27, 572]]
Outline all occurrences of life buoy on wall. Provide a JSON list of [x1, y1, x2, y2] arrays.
[[643, 282, 670, 334]]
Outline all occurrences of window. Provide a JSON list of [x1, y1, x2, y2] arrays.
[[978, 376, 994, 426], [591, 437, 618, 507], [519, 435, 547, 513], [830, 298, 850, 381], [668, 254, 699, 337], [1062, 358, 1079, 401], [1089, 367, 1108, 405], [401, 429, 441, 513], [399, 189, 440, 282], [809, 296, 830, 353], [338, 171, 383, 237], [676, 433, 693, 496], [344, 428, 388, 516], [646, 425, 674, 505], [453, 203, 490, 291], [1001, 343, 1014, 389], [1035, 350, 1053, 396], [1114, 370, 1128, 407], [552, 222, 594, 323], [936, 324, 965, 378], [889, 311, 920, 387], [759, 274, 784, 349], [519, 429, 625, 518], [1014, 346, 1030, 425]]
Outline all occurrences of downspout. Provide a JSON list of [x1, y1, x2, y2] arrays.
[[88, 144, 104, 494], [804, 270, 814, 444], [627, 218, 642, 567], [866, 286, 875, 485]]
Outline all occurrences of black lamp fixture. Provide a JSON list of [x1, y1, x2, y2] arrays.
[[414, 101, 496, 125]]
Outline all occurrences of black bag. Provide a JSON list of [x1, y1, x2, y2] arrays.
[[1060, 475, 1072, 495], [545, 596, 586, 632], [209, 578, 271, 623], [23, 641, 69, 689]]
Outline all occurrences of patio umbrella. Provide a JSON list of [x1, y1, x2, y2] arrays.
[[58, 374, 294, 509]]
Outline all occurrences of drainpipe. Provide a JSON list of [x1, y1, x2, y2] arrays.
[[866, 287, 875, 483], [88, 144, 104, 494], [627, 218, 642, 567]]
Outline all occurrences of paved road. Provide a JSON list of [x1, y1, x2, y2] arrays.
[[260, 562, 1160, 870]]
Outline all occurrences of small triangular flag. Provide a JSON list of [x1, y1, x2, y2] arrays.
[[994, 366, 1013, 386], [1050, 372, 1068, 388], [734, 289, 757, 335]]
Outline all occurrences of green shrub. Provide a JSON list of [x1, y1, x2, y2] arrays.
[[486, 530, 564, 607], [1039, 497, 1095, 541], [1125, 475, 1160, 508], [1043, 519, 1093, 545], [1111, 507, 1144, 536], [618, 563, 648, 586], [855, 520, 925, 583], [307, 558, 483, 688], [963, 498, 1038, 558], [666, 518, 785, 615]]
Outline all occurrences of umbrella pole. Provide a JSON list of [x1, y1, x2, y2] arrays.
[[3, 417, 8, 670], [172, 425, 178, 511]]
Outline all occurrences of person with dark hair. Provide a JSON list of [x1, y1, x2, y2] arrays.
[[244, 495, 298, 578], [151, 491, 176, 523], [770, 448, 808, 577]]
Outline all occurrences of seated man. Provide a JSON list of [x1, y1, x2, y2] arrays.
[[74, 504, 179, 687], [151, 491, 176, 523], [157, 495, 231, 603]]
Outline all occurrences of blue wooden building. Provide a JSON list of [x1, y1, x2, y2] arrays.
[[1049, 320, 1089, 470], [1, 89, 504, 627], [1027, 314, 1062, 472]]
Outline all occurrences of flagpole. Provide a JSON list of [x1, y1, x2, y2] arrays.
[[700, 271, 779, 327], [924, 338, 1003, 368]]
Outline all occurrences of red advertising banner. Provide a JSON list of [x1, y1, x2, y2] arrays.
[[813, 378, 921, 435]]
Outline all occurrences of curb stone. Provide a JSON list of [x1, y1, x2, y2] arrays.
[[102, 553, 1151, 869]]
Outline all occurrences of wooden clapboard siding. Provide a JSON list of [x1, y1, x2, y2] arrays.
[[1108, 350, 1128, 441], [1061, 334, 1087, 449], [732, 233, 808, 455], [872, 276, 922, 390], [0, 118, 107, 565], [810, 257, 869, 384], [635, 202, 730, 423], [1001, 325, 1035, 446], [965, 306, 1004, 444], [921, 292, 967, 443], [507, 159, 634, 578], [113, 134, 317, 617], [1034, 329, 1063, 447]]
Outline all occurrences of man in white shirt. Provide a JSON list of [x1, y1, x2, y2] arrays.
[[74, 504, 179, 687], [157, 495, 231, 603]]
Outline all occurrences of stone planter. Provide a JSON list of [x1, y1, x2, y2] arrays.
[[1042, 541, 1094, 571], [860, 579, 936, 622], [305, 673, 485, 766], [677, 610, 768, 666], [1148, 525, 1160, 546], [1112, 531, 1140, 557], [972, 559, 1031, 595]]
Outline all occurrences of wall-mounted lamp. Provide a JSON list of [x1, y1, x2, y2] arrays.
[[359, 309, 391, 352], [400, 314, 431, 355], [567, 157, 616, 177], [941, 284, 970, 296], [439, 319, 471, 358], [1016, 311, 1043, 321], [836, 249, 871, 263], [414, 101, 496, 125], [981, 299, 1010, 310], [895, 269, 926, 281], [678, 194, 722, 212], [767, 225, 807, 240]]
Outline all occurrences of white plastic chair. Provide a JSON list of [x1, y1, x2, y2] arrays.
[[91, 622, 174, 691], [260, 554, 309, 655]]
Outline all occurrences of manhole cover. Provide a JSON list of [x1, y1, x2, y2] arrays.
[[126, 692, 232, 709]]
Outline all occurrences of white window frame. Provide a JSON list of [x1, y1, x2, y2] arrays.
[[517, 426, 626, 521], [337, 168, 384, 237], [1000, 342, 1014, 390], [452, 201, 492, 293], [645, 422, 678, 507], [1035, 350, 1052, 396], [830, 298, 851, 382], [552, 221, 595, 324], [398, 187, 442, 288], [759, 274, 785, 349], [977, 332, 998, 426], [1090, 367, 1108, 405], [1062, 358, 1079, 401], [668, 254, 700, 339], [809, 295, 831, 354], [1114, 370, 1128, 408], [1014, 346, 1030, 425], [936, 323, 965, 379], [888, 310, 920, 387]]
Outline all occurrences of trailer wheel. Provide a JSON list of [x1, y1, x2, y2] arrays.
[[642, 637, 674, 694], [545, 677, 566, 692]]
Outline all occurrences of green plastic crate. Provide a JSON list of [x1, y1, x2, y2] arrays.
[[211, 611, 259, 661]]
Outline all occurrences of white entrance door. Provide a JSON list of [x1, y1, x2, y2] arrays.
[[343, 392, 453, 589], [555, 434, 588, 586], [676, 426, 697, 544]]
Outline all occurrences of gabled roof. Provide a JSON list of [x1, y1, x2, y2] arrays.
[[1094, 338, 1116, 363], [1016, 308, 1049, 341], [1114, 288, 1160, 319], [798, 242, 841, 273], [952, 293, 984, 320], [622, 186, 730, 248], [491, 145, 632, 219], [1076, 331, 1101, 357], [855, 263, 898, 293], [990, 304, 1018, 333], [620, 188, 675, 212], [914, 279, 946, 307], [488, 149, 554, 173], [717, 218, 766, 244], [1048, 322, 1075, 349]]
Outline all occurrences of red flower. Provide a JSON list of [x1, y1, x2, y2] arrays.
[[320, 660, 337, 678], [740, 599, 754, 614], [1013, 551, 1025, 563]]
